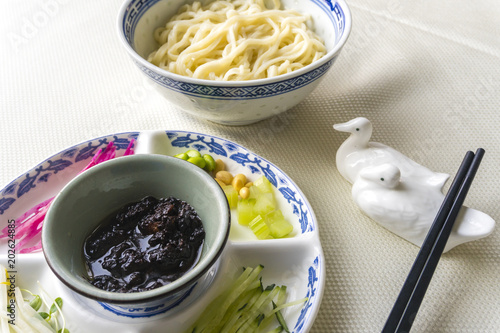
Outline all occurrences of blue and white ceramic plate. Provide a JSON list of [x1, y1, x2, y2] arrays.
[[0, 131, 324, 332]]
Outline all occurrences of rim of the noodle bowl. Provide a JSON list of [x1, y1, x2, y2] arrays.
[[117, 0, 351, 87]]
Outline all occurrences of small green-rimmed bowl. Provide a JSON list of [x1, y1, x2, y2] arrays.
[[42, 154, 230, 320]]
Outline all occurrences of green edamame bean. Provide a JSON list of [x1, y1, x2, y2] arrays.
[[174, 152, 189, 160], [186, 149, 201, 158], [203, 154, 216, 171], [187, 156, 206, 169]]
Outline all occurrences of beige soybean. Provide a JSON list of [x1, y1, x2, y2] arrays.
[[232, 176, 245, 192], [216, 170, 233, 185], [214, 159, 226, 174], [233, 173, 247, 184], [239, 186, 250, 199]]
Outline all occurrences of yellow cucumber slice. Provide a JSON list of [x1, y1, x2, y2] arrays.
[[249, 215, 271, 240], [223, 185, 239, 209], [253, 192, 276, 216], [265, 210, 293, 238], [237, 198, 257, 225], [248, 184, 261, 199], [254, 175, 274, 193]]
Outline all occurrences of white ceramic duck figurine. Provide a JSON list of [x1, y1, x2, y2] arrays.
[[352, 163, 495, 252], [334, 117, 449, 189], [335, 117, 495, 251]]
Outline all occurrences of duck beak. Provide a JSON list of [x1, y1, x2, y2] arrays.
[[333, 121, 350, 132], [333, 118, 358, 133], [333, 117, 370, 133]]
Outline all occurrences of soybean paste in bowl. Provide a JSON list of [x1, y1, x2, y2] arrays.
[[83, 196, 205, 293]]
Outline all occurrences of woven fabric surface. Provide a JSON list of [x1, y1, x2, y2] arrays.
[[1, 0, 499, 332]]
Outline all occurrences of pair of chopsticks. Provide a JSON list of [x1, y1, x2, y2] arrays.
[[381, 148, 485, 333]]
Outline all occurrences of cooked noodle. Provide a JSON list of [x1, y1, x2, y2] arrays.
[[147, 0, 326, 81]]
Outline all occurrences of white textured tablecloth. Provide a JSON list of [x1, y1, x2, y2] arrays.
[[1, 0, 499, 332]]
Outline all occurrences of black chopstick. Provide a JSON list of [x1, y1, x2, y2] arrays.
[[382, 148, 485, 333]]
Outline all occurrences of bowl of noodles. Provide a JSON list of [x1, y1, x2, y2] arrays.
[[117, 0, 351, 125]]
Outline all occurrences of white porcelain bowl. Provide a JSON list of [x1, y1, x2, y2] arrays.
[[117, 0, 351, 125]]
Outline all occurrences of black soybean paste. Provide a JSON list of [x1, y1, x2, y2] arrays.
[[84, 196, 205, 293]]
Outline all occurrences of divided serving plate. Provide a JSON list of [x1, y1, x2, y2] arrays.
[[0, 130, 324, 332]]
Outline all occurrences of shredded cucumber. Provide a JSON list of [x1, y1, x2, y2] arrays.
[[219, 288, 263, 333], [231, 285, 280, 332], [190, 266, 263, 333], [266, 327, 284, 333], [258, 286, 287, 332], [273, 301, 289, 333], [187, 266, 307, 333]]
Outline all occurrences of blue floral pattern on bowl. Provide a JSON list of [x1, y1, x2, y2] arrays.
[[98, 283, 196, 318], [136, 61, 334, 99]]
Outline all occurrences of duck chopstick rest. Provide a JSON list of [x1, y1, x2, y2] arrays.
[[334, 117, 495, 252]]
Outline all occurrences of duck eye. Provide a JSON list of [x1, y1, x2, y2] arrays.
[[356, 128, 360, 131], [380, 178, 385, 181]]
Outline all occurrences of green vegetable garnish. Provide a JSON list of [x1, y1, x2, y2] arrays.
[[50, 297, 64, 315], [223, 185, 239, 209], [39, 312, 50, 320], [187, 156, 207, 169], [174, 150, 219, 173], [237, 198, 257, 225], [253, 192, 276, 216], [249, 215, 270, 240], [29, 294, 42, 311], [187, 265, 307, 333], [253, 176, 273, 193], [0, 269, 71, 332], [186, 149, 202, 158], [203, 154, 216, 171], [174, 152, 189, 160], [171, 155, 294, 240], [266, 210, 293, 238], [242, 176, 293, 239]]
